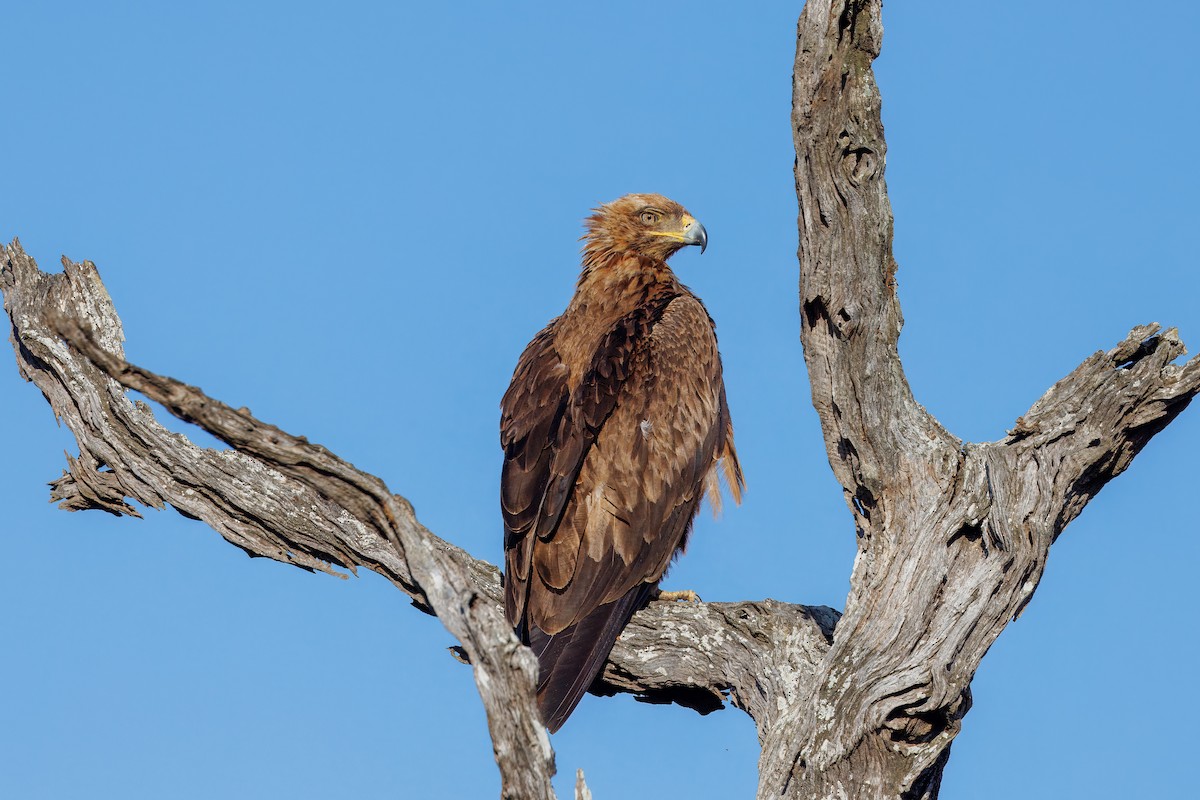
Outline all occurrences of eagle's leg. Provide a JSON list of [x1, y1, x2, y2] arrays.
[[654, 588, 703, 603]]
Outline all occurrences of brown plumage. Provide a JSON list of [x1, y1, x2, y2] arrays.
[[500, 193, 743, 731]]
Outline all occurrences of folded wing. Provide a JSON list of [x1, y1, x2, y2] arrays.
[[501, 292, 742, 731]]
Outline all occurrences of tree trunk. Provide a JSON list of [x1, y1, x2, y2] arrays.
[[2, 2, 1197, 798], [779, 1, 1199, 796]]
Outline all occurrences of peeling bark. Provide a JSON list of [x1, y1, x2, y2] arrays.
[[2, 2, 1197, 798]]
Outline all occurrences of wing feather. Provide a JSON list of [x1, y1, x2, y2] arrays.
[[525, 295, 737, 631], [500, 325, 569, 625]]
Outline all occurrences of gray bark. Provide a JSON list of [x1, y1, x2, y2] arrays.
[[2, 2, 1197, 798], [783, 1, 1200, 796]]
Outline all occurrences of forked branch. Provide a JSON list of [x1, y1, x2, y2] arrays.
[[780, 1, 1200, 798]]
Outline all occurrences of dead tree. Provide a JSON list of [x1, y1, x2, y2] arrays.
[[3, 2, 1196, 798]]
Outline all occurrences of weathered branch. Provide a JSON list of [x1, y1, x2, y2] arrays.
[[784, 1, 1200, 798], [1007, 322, 1200, 537], [575, 769, 593, 800], [1, 239, 841, 796], [2, 243, 557, 799], [604, 599, 839, 726]]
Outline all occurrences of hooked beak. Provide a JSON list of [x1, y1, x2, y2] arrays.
[[681, 217, 708, 254]]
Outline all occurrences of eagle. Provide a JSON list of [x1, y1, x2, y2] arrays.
[[500, 193, 743, 731]]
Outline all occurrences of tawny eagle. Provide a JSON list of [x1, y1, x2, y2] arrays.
[[500, 193, 743, 731]]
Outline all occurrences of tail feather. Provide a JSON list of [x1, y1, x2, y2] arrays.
[[526, 583, 654, 732]]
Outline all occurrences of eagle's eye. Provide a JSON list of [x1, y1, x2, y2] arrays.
[[639, 210, 660, 226]]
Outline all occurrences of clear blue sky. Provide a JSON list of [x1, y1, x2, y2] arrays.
[[3, 2, 1197, 798]]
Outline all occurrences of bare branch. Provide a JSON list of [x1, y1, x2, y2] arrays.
[[1, 239, 839, 796], [602, 600, 839, 725], [2, 240, 557, 799], [574, 769, 593, 800], [1008, 323, 1200, 536], [794, 0, 953, 527]]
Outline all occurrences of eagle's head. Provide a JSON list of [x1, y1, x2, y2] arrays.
[[582, 193, 707, 266]]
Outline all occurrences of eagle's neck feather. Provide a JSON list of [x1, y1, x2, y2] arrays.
[[555, 254, 681, 386]]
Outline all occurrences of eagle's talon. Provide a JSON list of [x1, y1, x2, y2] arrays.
[[657, 589, 703, 603]]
